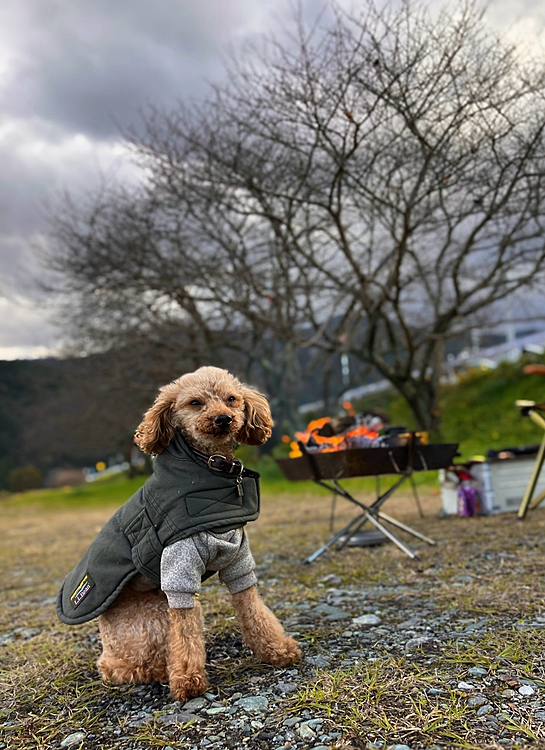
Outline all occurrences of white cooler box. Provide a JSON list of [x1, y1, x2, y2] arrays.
[[440, 456, 545, 515]]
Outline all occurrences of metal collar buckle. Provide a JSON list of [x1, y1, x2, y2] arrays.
[[207, 454, 243, 474]]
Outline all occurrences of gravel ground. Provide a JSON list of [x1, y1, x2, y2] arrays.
[[34, 556, 545, 750]]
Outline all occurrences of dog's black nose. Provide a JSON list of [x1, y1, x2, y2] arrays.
[[214, 413, 232, 428]]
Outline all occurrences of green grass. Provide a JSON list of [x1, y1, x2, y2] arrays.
[[0, 473, 148, 510], [1, 458, 443, 513], [293, 624, 545, 748], [439, 361, 545, 459]]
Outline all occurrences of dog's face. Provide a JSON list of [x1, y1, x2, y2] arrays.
[[172, 370, 248, 454], [134, 366, 273, 457]]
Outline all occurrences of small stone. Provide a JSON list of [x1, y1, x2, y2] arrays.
[[313, 604, 351, 621], [297, 724, 316, 739], [234, 695, 269, 713], [305, 654, 331, 668], [302, 718, 323, 730], [157, 711, 198, 725], [457, 681, 474, 691], [519, 685, 535, 696], [275, 681, 299, 694], [388, 744, 412, 750], [205, 706, 228, 715], [397, 616, 421, 629], [453, 575, 473, 584], [352, 614, 382, 627], [405, 636, 441, 652], [501, 689, 516, 698], [476, 704, 494, 716], [468, 667, 487, 677], [283, 716, 303, 727], [428, 688, 446, 696], [320, 574, 343, 584], [183, 697, 209, 710], [128, 712, 154, 727], [60, 733, 86, 747], [468, 695, 487, 707]]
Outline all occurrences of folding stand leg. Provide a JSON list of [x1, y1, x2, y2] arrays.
[[304, 513, 367, 564], [375, 511, 436, 545], [518, 427, 545, 520], [304, 473, 435, 563], [363, 512, 420, 559], [410, 475, 425, 518], [308, 507, 420, 562], [530, 488, 545, 511], [335, 513, 369, 551]]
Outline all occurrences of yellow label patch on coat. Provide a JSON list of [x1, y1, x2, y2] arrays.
[[70, 574, 95, 608]]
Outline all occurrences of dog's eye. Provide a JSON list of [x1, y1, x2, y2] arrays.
[[227, 396, 236, 403], [189, 399, 202, 407]]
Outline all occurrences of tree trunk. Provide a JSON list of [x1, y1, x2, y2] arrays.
[[394, 377, 442, 439]]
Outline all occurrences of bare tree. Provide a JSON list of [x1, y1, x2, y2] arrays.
[[48, 0, 545, 432]]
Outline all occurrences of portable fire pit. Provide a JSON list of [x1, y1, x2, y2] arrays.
[[277, 437, 458, 562]]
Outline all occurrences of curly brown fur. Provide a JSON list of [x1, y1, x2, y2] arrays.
[[97, 366, 299, 701]]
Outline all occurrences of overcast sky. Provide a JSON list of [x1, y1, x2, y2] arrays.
[[1, 0, 544, 360]]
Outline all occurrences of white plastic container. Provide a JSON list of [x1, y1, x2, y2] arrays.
[[440, 457, 545, 515], [471, 457, 545, 514]]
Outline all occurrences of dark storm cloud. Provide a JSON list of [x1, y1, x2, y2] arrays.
[[0, 0, 290, 355], [1, 0, 257, 140]]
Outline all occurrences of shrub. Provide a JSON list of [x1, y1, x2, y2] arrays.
[[7, 465, 43, 493]]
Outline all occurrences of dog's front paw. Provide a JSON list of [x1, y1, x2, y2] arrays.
[[261, 636, 302, 667], [169, 672, 209, 703]]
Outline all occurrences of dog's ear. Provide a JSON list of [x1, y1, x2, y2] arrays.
[[237, 386, 274, 446], [134, 382, 179, 454]]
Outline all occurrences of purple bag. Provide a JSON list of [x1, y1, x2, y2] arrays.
[[457, 482, 480, 516]]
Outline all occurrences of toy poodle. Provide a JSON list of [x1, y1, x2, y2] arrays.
[[57, 366, 301, 702]]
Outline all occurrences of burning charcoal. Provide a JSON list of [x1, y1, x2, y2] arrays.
[[317, 415, 356, 437]]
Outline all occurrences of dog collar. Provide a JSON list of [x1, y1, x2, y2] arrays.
[[190, 446, 244, 475]]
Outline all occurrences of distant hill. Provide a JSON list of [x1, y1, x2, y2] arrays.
[[0, 350, 186, 489]]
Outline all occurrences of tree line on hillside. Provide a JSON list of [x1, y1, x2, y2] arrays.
[[46, 0, 545, 435], [0, 350, 175, 490], [0, 340, 373, 490]]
